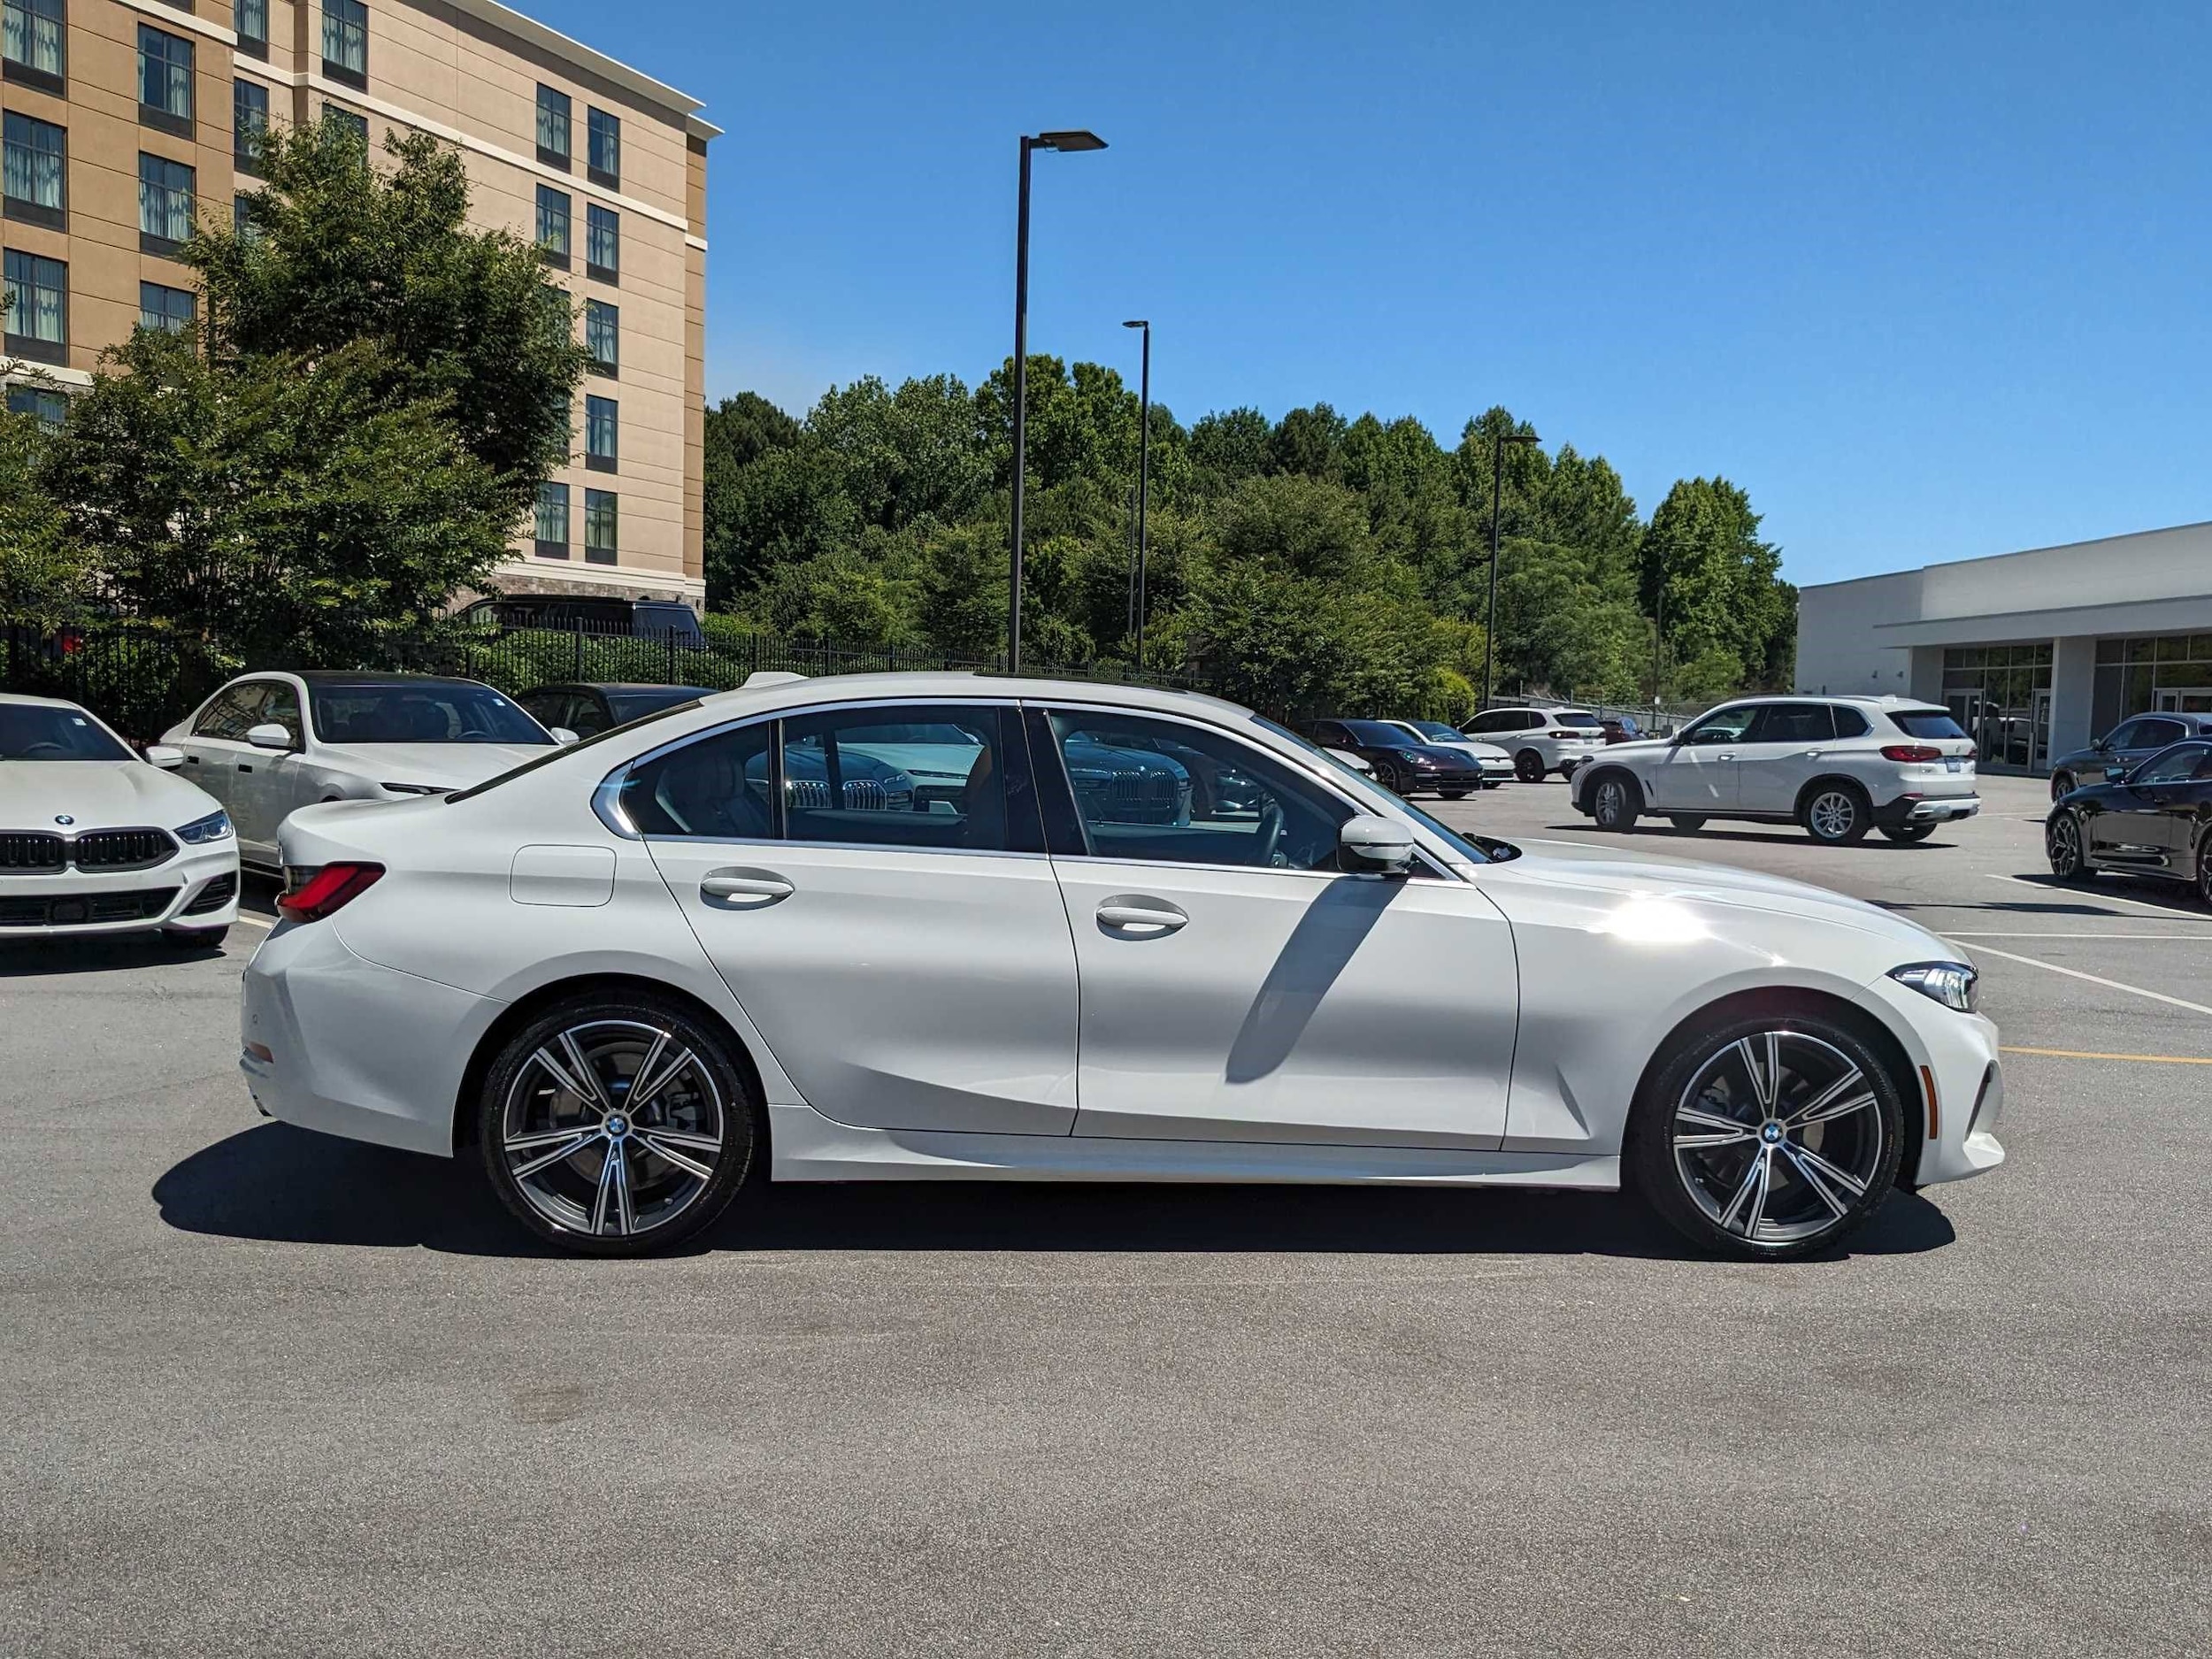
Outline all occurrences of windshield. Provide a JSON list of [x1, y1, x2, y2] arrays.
[[1891, 709, 1968, 741], [448, 698, 704, 803], [1251, 716, 1495, 864], [1344, 718, 1420, 746], [0, 703, 133, 762], [1406, 720, 1462, 741], [310, 681, 552, 745]]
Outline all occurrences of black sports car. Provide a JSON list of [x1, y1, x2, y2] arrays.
[[2046, 737, 2212, 905], [1299, 718, 1486, 798]]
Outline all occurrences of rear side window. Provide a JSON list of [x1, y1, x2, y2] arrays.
[[1888, 709, 1965, 741], [1552, 711, 1602, 729], [622, 719, 776, 838], [1831, 706, 1871, 738], [781, 704, 1036, 853], [2136, 718, 2187, 749]]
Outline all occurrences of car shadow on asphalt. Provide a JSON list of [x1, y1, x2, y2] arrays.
[[152, 1122, 1958, 1263], [0, 935, 230, 977], [1540, 822, 1962, 852]]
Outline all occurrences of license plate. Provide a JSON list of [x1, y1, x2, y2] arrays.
[[1944, 758, 1962, 772]]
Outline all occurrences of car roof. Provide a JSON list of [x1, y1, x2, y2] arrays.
[[527, 682, 716, 696], [689, 671, 1256, 726], [0, 691, 82, 710]]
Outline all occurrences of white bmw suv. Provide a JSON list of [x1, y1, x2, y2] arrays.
[[1461, 706, 1610, 780], [1571, 695, 1979, 844]]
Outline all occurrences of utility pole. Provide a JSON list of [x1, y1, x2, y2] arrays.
[[1123, 319, 1150, 670]]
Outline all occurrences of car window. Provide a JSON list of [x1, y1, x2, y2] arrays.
[[1344, 719, 1415, 746], [2136, 718, 2186, 749], [0, 703, 134, 762], [1551, 711, 1602, 729], [620, 718, 776, 838], [1679, 706, 1758, 746], [258, 681, 303, 744], [1747, 704, 1834, 744], [1407, 721, 1460, 742], [1047, 710, 1352, 872], [2101, 718, 2141, 749], [781, 704, 1033, 854], [2196, 750, 2212, 781], [194, 683, 266, 740], [309, 681, 550, 745], [1831, 706, 1874, 739], [1463, 713, 1498, 733], [2134, 743, 2208, 784]]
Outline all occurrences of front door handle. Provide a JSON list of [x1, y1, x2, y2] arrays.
[[701, 871, 794, 904], [1097, 898, 1188, 933], [237, 763, 254, 773], [1801, 749, 1824, 758], [1716, 752, 1737, 762]]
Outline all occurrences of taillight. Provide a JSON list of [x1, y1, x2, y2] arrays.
[[1881, 744, 1942, 763], [1548, 729, 1578, 739], [279, 862, 385, 921]]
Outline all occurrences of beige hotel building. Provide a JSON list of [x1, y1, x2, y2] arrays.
[[1, 0, 713, 605]]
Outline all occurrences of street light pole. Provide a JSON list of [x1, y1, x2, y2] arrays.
[[1007, 129, 1106, 676], [1480, 428, 1540, 710], [1123, 319, 1150, 670]]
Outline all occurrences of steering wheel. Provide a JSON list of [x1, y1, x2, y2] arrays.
[[1255, 800, 1285, 868], [21, 741, 65, 757], [456, 726, 495, 741]]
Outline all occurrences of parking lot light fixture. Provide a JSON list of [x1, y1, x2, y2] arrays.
[[1009, 129, 1108, 675]]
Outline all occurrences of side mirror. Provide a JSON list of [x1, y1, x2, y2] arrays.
[[1340, 815, 1415, 875], [246, 723, 295, 751], [143, 744, 185, 770], [551, 727, 580, 746]]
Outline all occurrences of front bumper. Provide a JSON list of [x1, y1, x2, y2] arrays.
[[1853, 972, 2005, 1187], [0, 844, 240, 937]]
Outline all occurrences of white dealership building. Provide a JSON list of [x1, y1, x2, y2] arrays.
[[1794, 520, 2212, 776]]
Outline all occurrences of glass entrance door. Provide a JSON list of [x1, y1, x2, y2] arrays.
[[2032, 689, 2052, 771], [2154, 688, 2212, 714]]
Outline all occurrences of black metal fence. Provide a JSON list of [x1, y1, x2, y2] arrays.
[[1, 621, 1189, 743]]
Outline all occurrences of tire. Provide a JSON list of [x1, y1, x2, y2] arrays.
[[1879, 824, 1935, 844], [2049, 772, 2076, 803], [1515, 749, 1546, 783], [1626, 1009, 1905, 1259], [478, 991, 760, 1256], [162, 925, 229, 949], [1590, 771, 1640, 833], [2046, 810, 2092, 882], [1440, 788, 1471, 800], [1375, 760, 1408, 795], [2198, 828, 2212, 909], [1669, 816, 1707, 833], [1801, 783, 1871, 844]]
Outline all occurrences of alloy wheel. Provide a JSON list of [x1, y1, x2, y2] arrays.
[[1671, 1031, 1886, 1248], [1594, 776, 1632, 829], [498, 1018, 726, 1240], [1807, 789, 1860, 841], [2047, 811, 2085, 879]]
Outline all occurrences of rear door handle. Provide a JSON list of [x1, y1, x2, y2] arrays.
[[1097, 898, 1188, 933], [1716, 752, 1737, 762], [701, 871, 794, 904]]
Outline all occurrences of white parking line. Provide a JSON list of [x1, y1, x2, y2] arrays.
[[1944, 932, 2212, 940], [234, 912, 273, 931], [1963, 943, 2212, 1017], [1987, 872, 2212, 921]]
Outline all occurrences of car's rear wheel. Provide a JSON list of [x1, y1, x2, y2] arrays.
[[1590, 772, 1640, 832], [1515, 749, 1546, 782], [1801, 784, 1870, 844], [479, 993, 758, 1256], [2198, 829, 2212, 908], [1668, 816, 1706, 833], [1628, 1013, 1904, 1259], [1879, 824, 1935, 844], [2047, 810, 2092, 881], [2049, 771, 2076, 802]]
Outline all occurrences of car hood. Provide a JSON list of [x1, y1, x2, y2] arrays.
[[1484, 848, 1948, 955], [1439, 739, 1511, 762], [0, 759, 223, 830], [310, 742, 554, 791]]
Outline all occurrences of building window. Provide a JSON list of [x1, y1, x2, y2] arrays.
[[138, 26, 194, 135], [321, 0, 367, 88], [534, 184, 570, 268], [138, 152, 195, 255], [534, 480, 569, 558], [587, 108, 620, 188], [233, 191, 265, 242], [234, 78, 269, 175], [585, 394, 617, 472], [234, 0, 267, 55], [584, 297, 617, 375], [535, 84, 570, 169], [2, 248, 65, 363], [2, 111, 65, 230], [140, 280, 196, 335], [323, 103, 368, 147], [583, 488, 617, 565], [6, 383, 66, 427], [585, 204, 618, 282], [2, 0, 65, 92], [2089, 634, 2212, 739]]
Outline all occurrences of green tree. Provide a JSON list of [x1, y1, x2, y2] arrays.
[[0, 404, 95, 625], [1642, 477, 1790, 694]]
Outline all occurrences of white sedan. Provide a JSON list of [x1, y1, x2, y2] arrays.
[[1, 693, 239, 945], [164, 672, 569, 871], [240, 674, 2005, 1259]]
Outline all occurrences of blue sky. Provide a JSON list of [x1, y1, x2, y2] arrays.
[[528, 0, 2212, 588]]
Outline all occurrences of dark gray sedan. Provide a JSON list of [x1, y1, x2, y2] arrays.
[[2048, 711, 2212, 801]]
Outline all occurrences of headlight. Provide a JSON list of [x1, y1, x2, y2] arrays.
[[379, 781, 442, 796], [1890, 961, 1978, 1013], [175, 810, 233, 844]]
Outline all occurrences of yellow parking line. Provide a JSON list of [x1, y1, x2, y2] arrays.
[[2002, 1046, 2212, 1066]]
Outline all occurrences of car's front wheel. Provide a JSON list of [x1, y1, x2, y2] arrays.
[[1590, 772, 1640, 832], [1515, 749, 1546, 782], [479, 992, 758, 1256], [1801, 784, 1871, 844], [1628, 1011, 1905, 1259], [2047, 810, 2092, 882], [2049, 771, 2076, 803], [2198, 829, 2212, 908]]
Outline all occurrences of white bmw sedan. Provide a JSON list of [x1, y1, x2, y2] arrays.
[[2, 693, 239, 945], [164, 672, 567, 871], [240, 675, 2005, 1259]]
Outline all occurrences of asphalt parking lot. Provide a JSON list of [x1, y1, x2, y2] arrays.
[[5, 773, 2208, 1657]]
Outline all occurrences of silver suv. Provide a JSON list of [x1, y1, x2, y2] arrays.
[[1569, 695, 1980, 844]]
